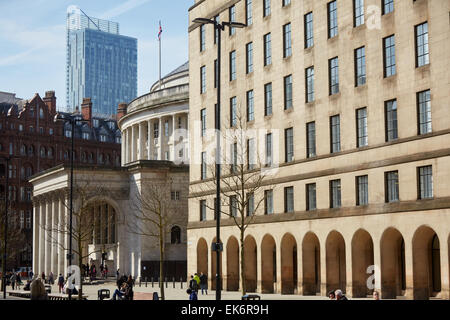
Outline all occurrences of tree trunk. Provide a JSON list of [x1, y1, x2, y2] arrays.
[[78, 242, 83, 300], [159, 224, 165, 300], [240, 230, 246, 295]]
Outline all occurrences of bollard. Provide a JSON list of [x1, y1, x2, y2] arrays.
[[151, 277, 153, 288], [139, 276, 141, 287], [158, 277, 160, 288], [145, 277, 147, 287], [165, 277, 168, 288], [180, 277, 183, 289], [173, 277, 175, 288]]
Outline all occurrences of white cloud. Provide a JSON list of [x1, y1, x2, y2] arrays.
[[99, 0, 152, 20]]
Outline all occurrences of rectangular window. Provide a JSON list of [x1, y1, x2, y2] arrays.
[[385, 99, 398, 142], [330, 115, 341, 153], [230, 195, 237, 217], [246, 0, 253, 25], [305, 66, 314, 102], [306, 122, 316, 158], [328, 1, 338, 38], [415, 22, 429, 67], [230, 96, 237, 127], [247, 138, 256, 170], [383, 0, 394, 15], [417, 90, 431, 135], [418, 165, 433, 199], [264, 83, 272, 116], [201, 152, 207, 180], [304, 12, 314, 48], [200, 24, 206, 52], [283, 23, 292, 58], [283, 0, 291, 6], [306, 183, 317, 211], [285, 127, 294, 163], [329, 57, 339, 95], [154, 122, 159, 138], [330, 179, 341, 208], [264, 33, 272, 66], [246, 42, 253, 74], [265, 190, 274, 215], [356, 107, 368, 147], [385, 171, 399, 202], [229, 50, 236, 81], [229, 5, 236, 35], [231, 142, 238, 174], [266, 133, 272, 166], [200, 66, 206, 94], [247, 193, 255, 216], [247, 90, 254, 122], [284, 186, 294, 213], [164, 120, 169, 136], [356, 175, 368, 206], [355, 46, 366, 86], [383, 35, 396, 77], [284, 75, 293, 110], [201, 108, 206, 137], [264, 0, 271, 17], [200, 200, 207, 221], [353, 0, 364, 27]]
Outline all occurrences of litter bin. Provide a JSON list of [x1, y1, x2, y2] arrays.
[[98, 289, 110, 300], [242, 294, 261, 300]]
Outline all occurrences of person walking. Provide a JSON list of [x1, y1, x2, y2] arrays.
[[41, 272, 46, 283], [189, 275, 199, 293], [48, 272, 54, 285], [334, 289, 348, 300], [57, 274, 65, 293], [186, 288, 198, 300], [16, 273, 22, 290], [10, 272, 17, 290], [199, 272, 208, 295]]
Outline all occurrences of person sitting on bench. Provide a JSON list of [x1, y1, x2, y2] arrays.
[[112, 282, 128, 300]]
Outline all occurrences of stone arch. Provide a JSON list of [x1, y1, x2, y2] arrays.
[[412, 225, 441, 300], [226, 236, 239, 291], [326, 230, 346, 294], [302, 232, 321, 295], [281, 233, 298, 294], [244, 235, 257, 293], [351, 229, 374, 297], [197, 238, 208, 277], [380, 227, 406, 299], [261, 234, 276, 293], [211, 237, 223, 291]]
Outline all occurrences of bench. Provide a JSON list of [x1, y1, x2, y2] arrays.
[[242, 294, 261, 300], [8, 291, 30, 299], [48, 293, 88, 300]]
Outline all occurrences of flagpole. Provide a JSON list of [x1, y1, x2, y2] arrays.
[[159, 20, 162, 89]]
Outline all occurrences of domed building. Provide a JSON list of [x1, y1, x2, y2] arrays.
[[31, 62, 190, 281]]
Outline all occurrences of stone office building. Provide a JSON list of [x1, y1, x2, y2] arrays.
[[31, 64, 190, 280], [187, 0, 450, 299]]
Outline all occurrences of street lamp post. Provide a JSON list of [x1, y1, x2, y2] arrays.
[[54, 113, 87, 300], [193, 17, 246, 301], [1, 156, 12, 299]]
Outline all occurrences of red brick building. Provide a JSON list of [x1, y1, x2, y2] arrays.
[[0, 91, 121, 269]]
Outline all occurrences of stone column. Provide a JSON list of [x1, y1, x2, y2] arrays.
[[404, 237, 414, 299], [57, 196, 64, 277], [39, 201, 46, 276], [256, 243, 262, 293], [45, 199, 52, 275], [372, 236, 382, 296], [121, 129, 126, 166], [147, 120, 152, 160], [320, 241, 327, 296], [131, 125, 135, 162], [275, 240, 282, 294], [345, 238, 353, 297], [158, 118, 162, 160], [32, 201, 40, 275], [63, 195, 69, 273], [440, 237, 450, 300], [51, 196, 58, 276], [171, 114, 176, 161], [296, 241, 303, 295], [139, 122, 145, 160]]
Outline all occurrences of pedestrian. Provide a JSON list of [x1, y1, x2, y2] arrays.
[[10, 272, 17, 290], [28, 270, 33, 280], [41, 272, 46, 283], [16, 273, 22, 290], [186, 288, 198, 301], [58, 274, 65, 293], [126, 275, 134, 300], [334, 289, 348, 300], [116, 269, 120, 281], [189, 275, 199, 293], [49, 272, 54, 285], [199, 272, 208, 295], [373, 290, 380, 300], [105, 264, 109, 279], [328, 290, 336, 300], [112, 282, 128, 300]]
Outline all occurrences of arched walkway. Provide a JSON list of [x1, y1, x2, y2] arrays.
[[351, 229, 374, 297], [196, 238, 208, 276], [243, 235, 257, 293], [226, 236, 239, 291], [281, 233, 297, 294], [380, 227, 406, 299], [412, 226, 441, 300], [302, 232, 321, 295], [261, 234, 276, 293], [326, 231, 346, 294]]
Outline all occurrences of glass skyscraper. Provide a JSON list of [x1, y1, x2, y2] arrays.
[[66, 5, 137, 115]]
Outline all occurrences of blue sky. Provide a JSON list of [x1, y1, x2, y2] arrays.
[[0, 0, 193, 110]]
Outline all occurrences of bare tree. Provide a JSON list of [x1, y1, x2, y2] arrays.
[[197, 104, 274, 295], [125, 175, 183, 301], [42, 178, 115, 299]]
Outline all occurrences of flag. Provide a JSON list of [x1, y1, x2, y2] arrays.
[[158, 21, 162, 40]]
